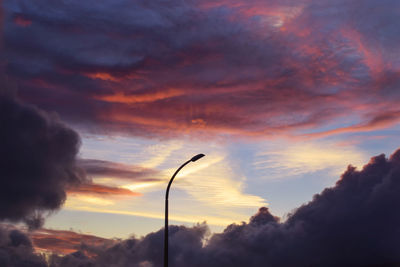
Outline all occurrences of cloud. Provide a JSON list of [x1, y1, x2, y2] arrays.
[[254, 141, 366, 178], [68, 183, 141, 197], [201, 151, 400, 266], [13, 14, 32, 27], [205, 148, 400, 266], [50, 223, 209, 267], [0, 86, 85, 229], [175, 154, 266, 208], [78, 158, 160, 181], [0, 226, 47, 266], [30, 228, 113, 255], [38, 148, 400, 266], [0, 0, 3, 44], [303, 110, 400, 138], [1, 0, 399, 139]]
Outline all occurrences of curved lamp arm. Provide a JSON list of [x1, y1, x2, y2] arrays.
[[165, 154, 205, 200], [164, 153, 205, 267]]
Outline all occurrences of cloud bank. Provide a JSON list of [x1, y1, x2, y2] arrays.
[[2, 0, 400, 138], [29, 148, 400, 266]]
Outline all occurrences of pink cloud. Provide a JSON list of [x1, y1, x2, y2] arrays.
[[13, 14, 32, 27], [3, 0, 400, 139]]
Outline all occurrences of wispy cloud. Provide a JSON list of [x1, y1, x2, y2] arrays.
[[68, 183, 141, 197], [78, 158, 160, 181], [175, 154, 266, 208], [138, 140, 184, 169], [254, 141, 366, 178], [61, 205, 237, 227]]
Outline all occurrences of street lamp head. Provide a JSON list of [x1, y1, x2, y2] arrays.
[[190, 153, 205, 162]]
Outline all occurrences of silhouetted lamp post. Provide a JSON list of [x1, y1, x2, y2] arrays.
[[164, 153, 205, 267]]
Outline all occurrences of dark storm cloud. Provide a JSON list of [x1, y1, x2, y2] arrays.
[[3, 0, 400, 138], [0, 0, 3, 44], [47, 148, 400, 266], [201, 150, 400, 267], [0, 91, 86, 228], [0, 226, 46, 266]]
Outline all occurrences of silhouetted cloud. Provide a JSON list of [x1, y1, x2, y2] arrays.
[[0, 226, 46, 266], [0, 88, 86, 229], [1, 0, 399, 138], [200, 149, 400, 266], [40, 148, 400, 266]]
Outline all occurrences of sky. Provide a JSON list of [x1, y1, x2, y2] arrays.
[[1, 0, 400, 266]]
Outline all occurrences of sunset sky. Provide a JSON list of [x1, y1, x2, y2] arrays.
[[1, 0, 400, 266]]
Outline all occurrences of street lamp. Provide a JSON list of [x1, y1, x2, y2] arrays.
[[164, 153, 205, 267]]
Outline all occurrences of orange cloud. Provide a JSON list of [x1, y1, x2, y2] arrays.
[[31, 228, 113, 255], [68, 183, 141, 197], [96, 88, 186, 104]]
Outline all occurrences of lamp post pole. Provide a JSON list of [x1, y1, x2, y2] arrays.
[[164, 154, 205, 267]]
